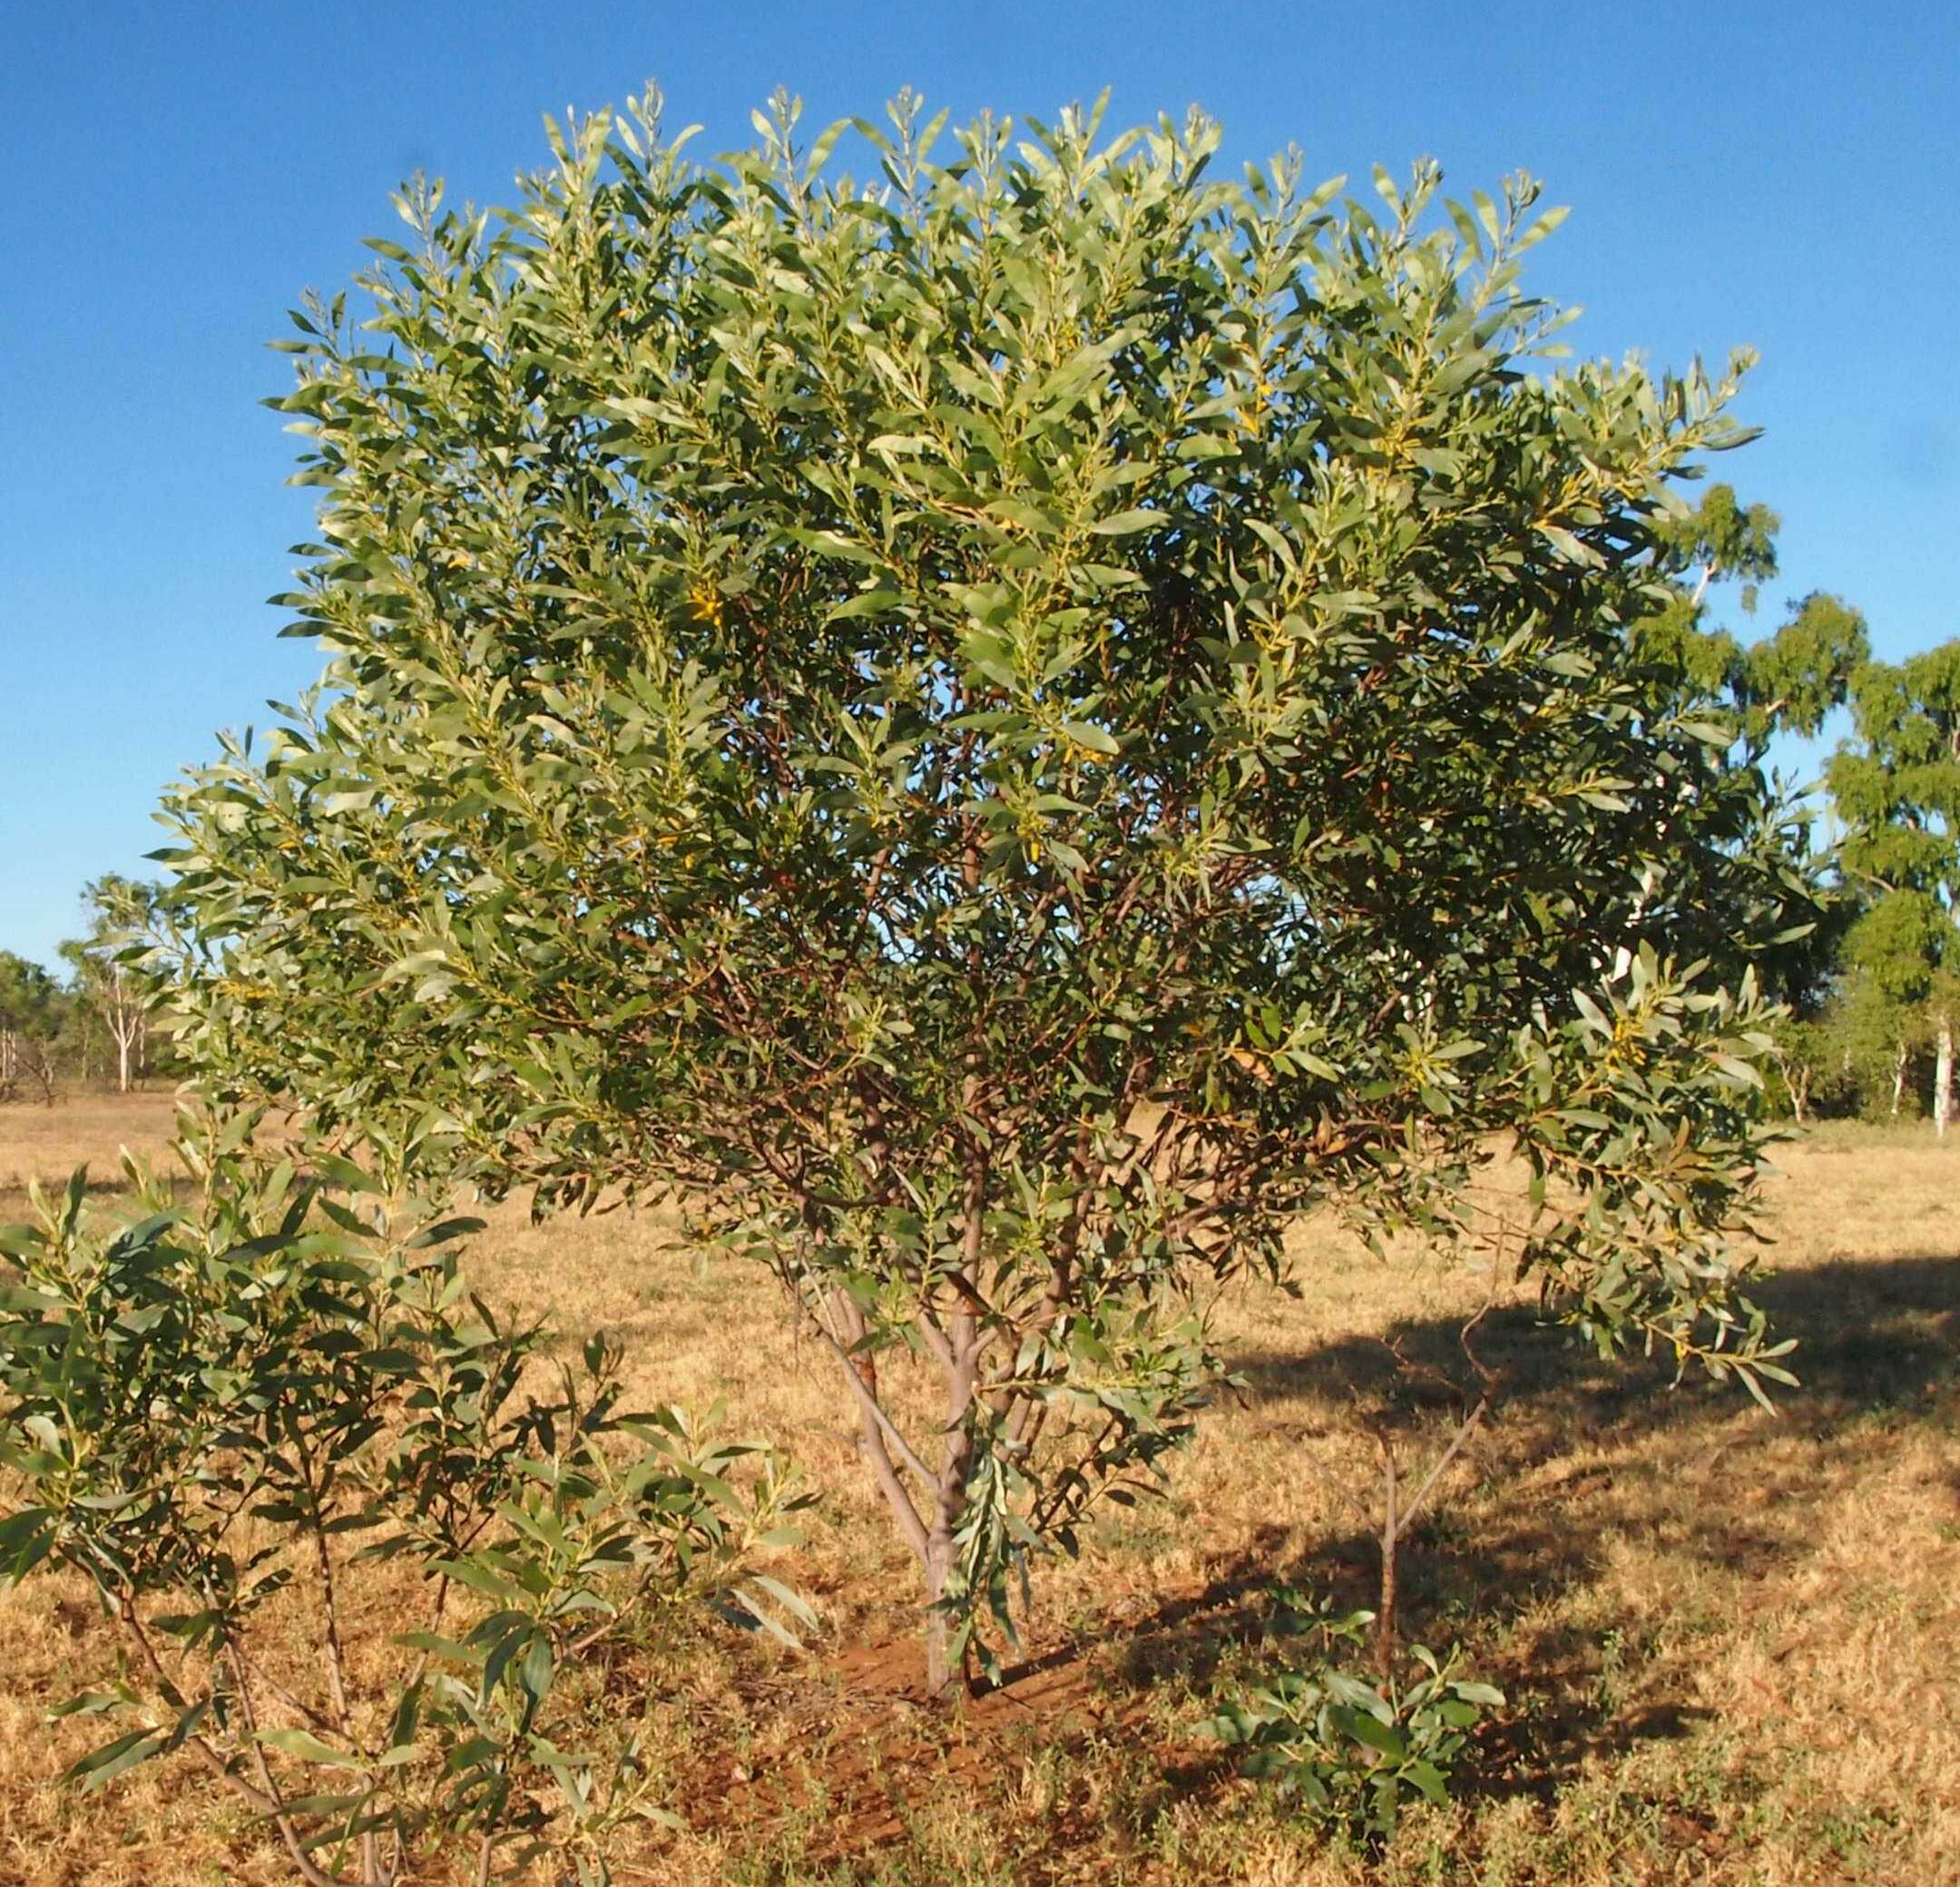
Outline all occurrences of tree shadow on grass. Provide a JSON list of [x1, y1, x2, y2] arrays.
[[1085, 1250, 1959, 1803], [664, 1254, 1957, 1876], [1233, 1250, 1959, 1424]]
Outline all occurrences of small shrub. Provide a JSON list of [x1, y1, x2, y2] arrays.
[[0, 1116, 808, 1886], [1202, 1594, 1502, 1842]]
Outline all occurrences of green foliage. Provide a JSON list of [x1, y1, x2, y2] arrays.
[[0, 954, 64, 1042], [54, 875, 177, 1094], [1651, 483, 1780, 605], [1830, 645, 1960, 913], [1845, 889, 1948, 1007], [0, 952, 71, 1103], [1746, 592, 1871, 741], [155, 89, 1820, 1684], [1636, 480, 1867, 747], [1817, 639, 1960, 1123], [1202, 1593, 1503, 1841], [0, 1112, 807, 1885]]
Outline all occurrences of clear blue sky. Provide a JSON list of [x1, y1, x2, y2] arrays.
[[3, 0, 1954, 971]]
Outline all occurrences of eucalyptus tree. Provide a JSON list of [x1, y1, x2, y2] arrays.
[[162, 92, 1816, 1690], [65, 875, 162, 1093], [1639, 484, 1867, 747], [1828, 641, 1960, 1132]]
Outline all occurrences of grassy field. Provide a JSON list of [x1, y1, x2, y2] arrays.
[[0, 1096, 1954, 1886]]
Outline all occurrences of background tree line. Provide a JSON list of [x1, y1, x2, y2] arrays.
[[1769, 647, 1958, 1130], [1609, 482, 1956, 1131], [0, 876, 181, 1102]]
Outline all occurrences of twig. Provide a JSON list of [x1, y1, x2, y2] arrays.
[[113, 1608, 279, 1817], [1370, 1231, 1507, 1679], [222, 1639, 348, 1887]]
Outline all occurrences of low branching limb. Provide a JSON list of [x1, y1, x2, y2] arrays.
[[1027, 1412, 1121, 1536], [857, 1384, 934, 1566], [830, 1289, 880, 1397], [1369, 1393, 1490, 1681], [1460, 1219, 1512, 1390], [113, 1608, 280, 1818], [295, 1432, 377, 1881], [914, 1300, 956, 1372], [807, 1295, 936, 1493], [1397, 1395, 1489, 1542], [392, 1569, 452, 1703], [221, 1638, 348, 1887], [791, 1274, 936, 1559], [1002, 1382, 1045, 1450], [232, 1644, 343, 1739]]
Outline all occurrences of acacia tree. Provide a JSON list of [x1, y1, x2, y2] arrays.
[[1622, 486, 1863, 1003], [0, 1117, 809, 1883], [161, 93, 1817, 1691], [1828, 642, 1960, 1132]]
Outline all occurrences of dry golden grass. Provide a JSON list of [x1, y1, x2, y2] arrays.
[[0, 1091, 184, 1203], [0, 1100, 1954, 1886]]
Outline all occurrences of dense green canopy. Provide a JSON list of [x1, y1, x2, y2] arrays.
[[159, 93, 1816, 1680]]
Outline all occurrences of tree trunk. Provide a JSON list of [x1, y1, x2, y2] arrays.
[[1936, 1012, 1954, 1140], [819, 1286, 964, 1696], [1892, 1041, 1908, 1118], [923, 1536, 956, 1696], [116, 1031, 132, 1094], [1377, 1444, 1399, 1683], [922, 1147, 987, 1699], [812, 1133, 988, 1703]]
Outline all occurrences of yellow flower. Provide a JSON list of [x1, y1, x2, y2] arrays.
[[688, 580, 725, 628]]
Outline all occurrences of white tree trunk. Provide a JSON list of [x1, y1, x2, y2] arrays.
[[105, 963, 142, 1094], [1892, 1041, 1908, 1118], [1936, 1012, 1954, 1140]]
